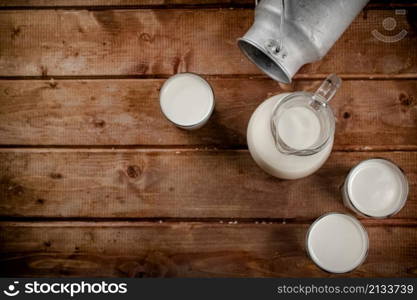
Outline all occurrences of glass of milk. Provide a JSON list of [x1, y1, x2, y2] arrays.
[[159, 73, 215, 130], [306, 212, 369, 273], [342, 158, 409, 218]]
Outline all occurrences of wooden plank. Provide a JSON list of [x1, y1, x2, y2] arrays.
[[0, 0, 252, 7], [0, 0, 415, 8], [0, 9, 415, 77], [0, 222, 416, 277], [0, 79, 416, 148], [0, 150, 416, 219]]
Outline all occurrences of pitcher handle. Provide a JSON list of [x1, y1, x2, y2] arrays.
[[314, 74, 342, 103]]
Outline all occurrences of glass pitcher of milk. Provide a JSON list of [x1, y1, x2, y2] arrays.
[[247, 74, 341, 179]]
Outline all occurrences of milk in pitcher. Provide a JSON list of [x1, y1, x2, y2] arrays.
[[247, 94, 333, 179], [247, 74, 341, 180]]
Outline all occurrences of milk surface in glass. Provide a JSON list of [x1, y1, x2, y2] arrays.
[[306, 213, 369, 273], [344, 159, 408, 218], [160, 73, 214, 129]]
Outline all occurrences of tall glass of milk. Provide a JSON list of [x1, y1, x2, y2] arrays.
[[247, 74, 341, 179]]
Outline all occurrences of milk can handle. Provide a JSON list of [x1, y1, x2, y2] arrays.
[[256, 0, 286, 53], [314, 74, 342, 103]]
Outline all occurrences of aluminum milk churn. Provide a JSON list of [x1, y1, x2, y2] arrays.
[[238, 0, 369, 83]]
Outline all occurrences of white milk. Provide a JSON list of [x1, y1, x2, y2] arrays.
[[307, 213, 369, 273], [343, 159, 408, 218], [247, 94, 333, 179], [160, 73, 214, 129], [277, 106, 321, 150]]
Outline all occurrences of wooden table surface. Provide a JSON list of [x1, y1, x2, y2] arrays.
[[0, 0, 416, 277]]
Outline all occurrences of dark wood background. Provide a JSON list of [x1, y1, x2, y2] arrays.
[[0, 0, 416, 277]]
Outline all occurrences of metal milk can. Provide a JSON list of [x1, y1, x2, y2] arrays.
[[238, 0, 369, 83]]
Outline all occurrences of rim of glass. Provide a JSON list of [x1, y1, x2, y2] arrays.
[[159, 72, 215, 127], [305, 212, 369, 274], [270, 91, 335, 156], [343, 158, 409, 219]]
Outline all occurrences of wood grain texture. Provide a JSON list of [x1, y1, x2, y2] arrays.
[[0, 222, 416, 277], [0, 79, 416, 148], [1, 0, 416, 8], [0, 0, 253, 8], [0, 150, 415, 219], [0, 0, 251, 6], [0, 0, 416, 280], [0, 9, 415, 77]]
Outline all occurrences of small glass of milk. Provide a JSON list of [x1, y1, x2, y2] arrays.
[[159, 73, 215, 130], [306, 213, 369, 273], [342, 158, 409, 218]]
